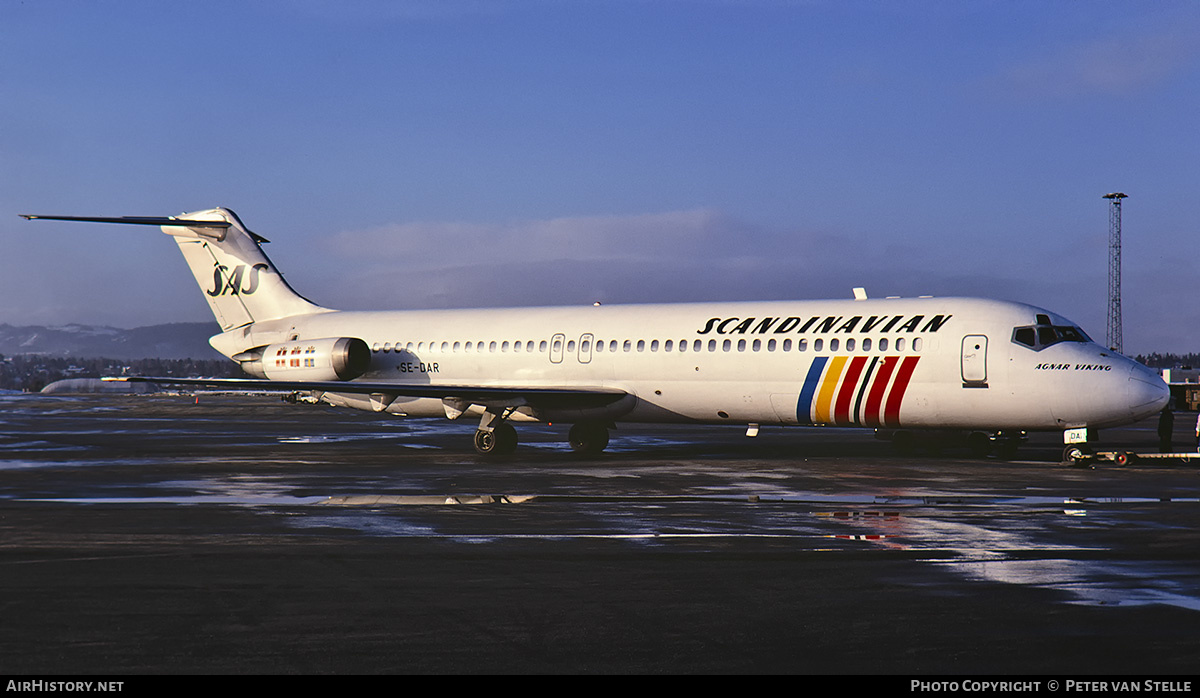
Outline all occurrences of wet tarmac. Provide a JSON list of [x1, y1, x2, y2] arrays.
[[1, 392, 1198, 674]]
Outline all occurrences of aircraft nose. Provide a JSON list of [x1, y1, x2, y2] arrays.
[[1127, 366, 1169, 417]]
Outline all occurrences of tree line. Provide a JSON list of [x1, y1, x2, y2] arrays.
[[0, 354, 242, 392], [1134, 353, 1200, 370]]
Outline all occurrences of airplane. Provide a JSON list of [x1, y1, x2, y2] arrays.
[[22, 207, 1169, 460]]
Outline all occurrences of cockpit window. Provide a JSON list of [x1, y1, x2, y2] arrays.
[[1012, 321, 1091, 351], [1055, 325, 1089, 343]]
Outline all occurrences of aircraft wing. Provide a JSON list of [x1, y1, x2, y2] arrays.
[[116, 376, 629, 409]]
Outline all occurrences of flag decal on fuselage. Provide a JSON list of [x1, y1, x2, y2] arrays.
[[797, 356, 920, 427]]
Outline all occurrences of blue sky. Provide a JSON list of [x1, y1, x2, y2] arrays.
[[2, 1, 1199, 354]]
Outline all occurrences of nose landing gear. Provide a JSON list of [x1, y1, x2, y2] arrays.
[[1062, 443, 1091, 466]]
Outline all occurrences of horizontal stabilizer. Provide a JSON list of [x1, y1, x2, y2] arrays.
[[20, 214, 231, 229], [20, 214, 272, 243]]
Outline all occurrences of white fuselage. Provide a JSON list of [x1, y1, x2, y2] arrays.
[[27, 207, 1167, 451], [214, 296, 1168, 432]]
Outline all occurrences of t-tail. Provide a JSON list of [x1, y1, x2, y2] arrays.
[[21, 208, 330, 332]]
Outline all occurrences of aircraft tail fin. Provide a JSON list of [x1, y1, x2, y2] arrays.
[[22, 208, 330, 331]]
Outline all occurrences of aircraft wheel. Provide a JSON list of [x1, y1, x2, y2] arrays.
[[1062, 444, 1090, 466], [474, 423, 518, 456], [568, 422, 609, 454]]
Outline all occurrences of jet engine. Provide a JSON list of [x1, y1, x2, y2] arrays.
[[236, 337, 370, 381]]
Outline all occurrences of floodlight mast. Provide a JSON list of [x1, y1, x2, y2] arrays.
[[1103, 192, 1127, 353]]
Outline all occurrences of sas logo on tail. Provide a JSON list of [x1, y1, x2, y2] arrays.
[[207, 263, 270, 297]]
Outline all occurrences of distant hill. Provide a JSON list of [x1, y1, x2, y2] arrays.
[[0, 322, 224, 360]]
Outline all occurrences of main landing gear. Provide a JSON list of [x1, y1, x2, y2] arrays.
[[473, 407, 519, 456], [471, 414, 611, 456], [473, 422, 517, 456]]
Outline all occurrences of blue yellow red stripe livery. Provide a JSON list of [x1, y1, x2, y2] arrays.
[[797, 356, 920, 427]]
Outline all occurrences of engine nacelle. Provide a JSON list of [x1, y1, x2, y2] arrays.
[[237, 337, 370, 381]]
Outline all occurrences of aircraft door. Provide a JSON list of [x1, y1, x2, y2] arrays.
[[550, 333, 565, 364], [578, 333, 593, 364], [961, 335, 988, 387]]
